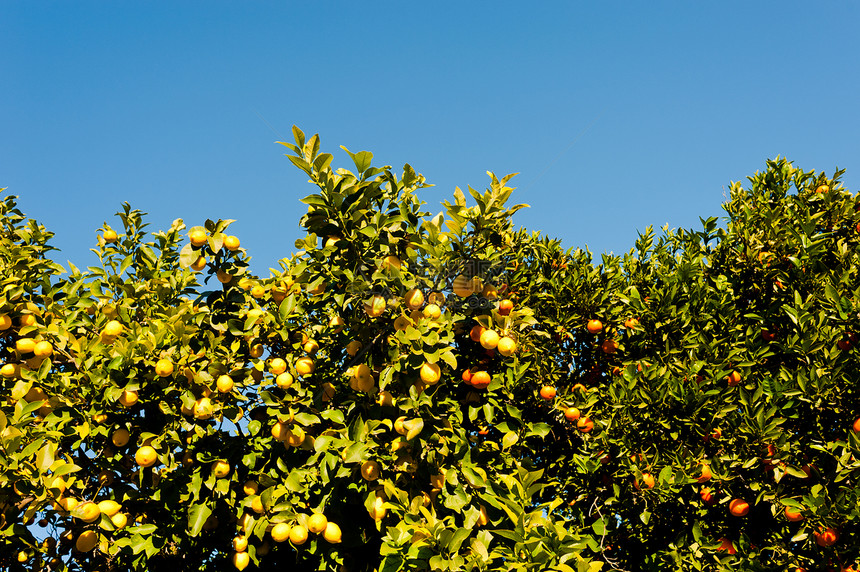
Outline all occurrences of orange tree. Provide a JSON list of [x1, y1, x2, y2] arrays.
[[1, 128, 859, 571]]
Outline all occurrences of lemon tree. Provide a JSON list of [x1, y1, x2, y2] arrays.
[[1, 129, 859, 572]]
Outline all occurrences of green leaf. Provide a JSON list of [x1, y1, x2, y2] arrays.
[[187, 503, 212, 537]]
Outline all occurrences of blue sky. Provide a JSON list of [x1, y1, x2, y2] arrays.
[[3, 2, 859, 275]]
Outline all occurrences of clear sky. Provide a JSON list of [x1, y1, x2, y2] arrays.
[[3, 1, 859, 275]]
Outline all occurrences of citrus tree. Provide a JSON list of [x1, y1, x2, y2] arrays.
[[1, 128, 859, 572]]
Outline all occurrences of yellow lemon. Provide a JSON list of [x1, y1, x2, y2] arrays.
[[155, 359, 174, 377], [307, 513, 328, 534], [135, 445, 157, 467], [419, 362, 441, 384], [75, 530, 98, 552]]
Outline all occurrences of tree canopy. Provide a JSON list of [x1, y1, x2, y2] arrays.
[[1, 128, 859, 571]]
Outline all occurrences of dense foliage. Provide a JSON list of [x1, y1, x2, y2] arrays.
[[1, 128, 859, 571]]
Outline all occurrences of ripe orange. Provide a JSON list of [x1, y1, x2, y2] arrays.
[[0, 314, 10, 330], [461, 369, 473, 384], [470, 371, 491, 389], [232, 551, 250, 570], [212, 460, 230, 478], [726, 371, 741, 386], [624, 317, 639, 329], [635, 473, 655, 490], [815, 184, 829, 193], [498, 299, 514, 316], [103, 229, 118, 243], [190, 256, 207, 271], [564, 407, 581, 421], [700, 487, 717, 505], [16, 338, 36, 354], [33, 340, 53, 358], [469, 325, 486, 343], [586, 319, 603, 334], [696, 463, 712, 483], [576, 417, 594, 433], [600, 339, 618, 354], [717, 538, 736, 554], [539, 385, 556, 400], [853, 417, 860, 432], [785, 506, 804, 522], [814, 527, 838, 547], [75, 530, 98, 552], [111, 428, 130, 447], [729, 498, 749, 517]]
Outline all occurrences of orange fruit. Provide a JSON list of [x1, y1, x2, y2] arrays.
[[700, 487, 717, 505], [696, 463, 712, 483], [726, 371, 741, 386], [717, 538, 736, 554], [33, 340, 53, 358], [269, 358, 287, 375], [452, 275, 474, 297], [600, 339, 618, 354], [624, 317, 639, 329], [471, 371, 491, 389], [814, 527, 838, 547], [577, 417, 594, 433], [103, 229, 118, 243], [0, 314, 11, 330], [785, 506, 804, 522], [111, 428, 130, 447], [729, 498, 749, 517], [190, 256, 206, 271], [16, 338, 36, 354], [212, 460, 230, 478], [853, 417, 860, 432], [216, 270, 233, 284], [216, 374, 234, 393], [564, 407, 581, 421], [635, 473, 655, 490], [586, 319, 603, 334], [380, 255, 401, 271], [469, 325, 485, 343], [498, 299, 514, 316], [232, 551, 250, 570], [539, 385, 556, 400]]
